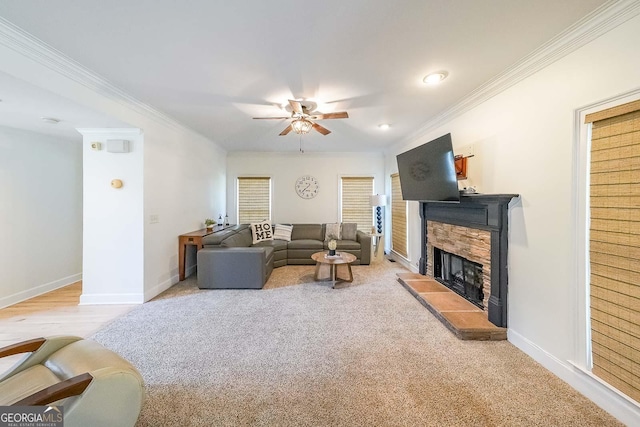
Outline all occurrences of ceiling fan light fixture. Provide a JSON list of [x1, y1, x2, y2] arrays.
[[291, 118, 313, 134], [423, 71, 448, 85]]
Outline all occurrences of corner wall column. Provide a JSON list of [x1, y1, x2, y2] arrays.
[[77, 128, 145, 304]]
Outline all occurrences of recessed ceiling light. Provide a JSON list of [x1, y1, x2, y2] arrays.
[[378, 124, 390, 130], [423, 71, 448, 85], [41, 117, 60, 124]]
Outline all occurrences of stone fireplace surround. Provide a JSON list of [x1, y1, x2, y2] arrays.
[[428, 222, 492, 310], [420, 194, 518, 327]]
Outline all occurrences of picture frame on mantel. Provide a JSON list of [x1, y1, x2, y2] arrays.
[[454, 155, 467, 180]]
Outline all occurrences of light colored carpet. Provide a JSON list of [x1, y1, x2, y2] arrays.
[[92, 261, 622, 426]]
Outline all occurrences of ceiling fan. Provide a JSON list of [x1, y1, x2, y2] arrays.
[[253, 99, 349, 136]]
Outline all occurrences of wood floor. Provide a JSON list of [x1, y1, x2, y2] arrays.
[[0, 282, 135, 372]]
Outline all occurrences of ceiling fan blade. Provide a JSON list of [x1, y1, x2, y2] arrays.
[[279, 125, 293, 136], [310, 112, 349, 120], [289, 100, 303, 114], [312, 123, 331, 135], [253, 116, 290, 119]]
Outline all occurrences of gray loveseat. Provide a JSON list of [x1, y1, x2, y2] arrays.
[[197, 223, 371, 289]]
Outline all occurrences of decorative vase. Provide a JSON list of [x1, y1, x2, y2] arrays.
[[328, 239, 337, 256]]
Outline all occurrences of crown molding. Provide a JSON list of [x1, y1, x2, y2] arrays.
[[0, 16, 206, 138], [76, 128, 143, 137], [388, 0, 640, 154]]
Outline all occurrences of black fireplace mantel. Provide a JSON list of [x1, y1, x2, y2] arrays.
[[420, 194, 519, 327]]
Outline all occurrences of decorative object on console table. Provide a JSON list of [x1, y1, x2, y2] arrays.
[[224, 213, 229, 226], [370, 194, 387, 234], [204, 218, 216, 230]]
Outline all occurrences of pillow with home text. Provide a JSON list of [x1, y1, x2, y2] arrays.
[[250, 221, 274, 244]]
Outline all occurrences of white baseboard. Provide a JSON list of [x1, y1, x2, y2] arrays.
[[144, 275, 177, 302], [91, 265, 196, 304], [389, 252, 419, 273], [79, 293, 144, 305], [508, 329, 640, 426], [185, 264, 197, 279], [0, 273, 82, 309]]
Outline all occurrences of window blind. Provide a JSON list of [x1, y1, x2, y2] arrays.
[[237, 177, 271, 224], [391, 173, 408, 258], [587, 100, 640, 404], [341, 176, 374, 232]]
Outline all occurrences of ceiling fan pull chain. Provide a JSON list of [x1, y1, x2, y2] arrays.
[[299, 135, 304, 154]]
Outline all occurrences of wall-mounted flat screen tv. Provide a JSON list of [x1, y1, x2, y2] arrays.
[[396, 133, 460, 202]]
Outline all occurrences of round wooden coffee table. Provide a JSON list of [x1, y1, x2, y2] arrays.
[[311, 251, 357, 289]]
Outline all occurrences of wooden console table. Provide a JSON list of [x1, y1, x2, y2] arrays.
[[178, 226, 232, 281]]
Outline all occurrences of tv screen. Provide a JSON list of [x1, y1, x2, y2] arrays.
[[396, 133, 460, 202]]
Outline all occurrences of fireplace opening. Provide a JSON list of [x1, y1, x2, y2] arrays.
[[433, 247, 484, 309]]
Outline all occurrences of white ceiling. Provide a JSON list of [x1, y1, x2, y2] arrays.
[[0, 0, 608, 151], [0, 71, 129, 139]]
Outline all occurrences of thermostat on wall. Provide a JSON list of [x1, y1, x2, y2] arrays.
[[106, 139, 130, 153]]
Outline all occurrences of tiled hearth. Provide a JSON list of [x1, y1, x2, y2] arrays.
[[397, 273, 507, 340]]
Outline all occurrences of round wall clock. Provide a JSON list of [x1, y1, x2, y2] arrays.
[[295, 175, 319, 199]]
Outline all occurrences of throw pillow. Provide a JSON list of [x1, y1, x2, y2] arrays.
[[325, 223, 341, 241], [250, 221, 274, 244], [341, 223, 358, 241], [273, 224, 293, 242]]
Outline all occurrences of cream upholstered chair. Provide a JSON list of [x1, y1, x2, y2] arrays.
[[0, 336, 144, 427]]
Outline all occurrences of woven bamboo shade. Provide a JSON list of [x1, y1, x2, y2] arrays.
[[238, 177, 271, 223], [589, 101, 640, 404], [341, 177, 374, 232], [391, 173, 408, 258]]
